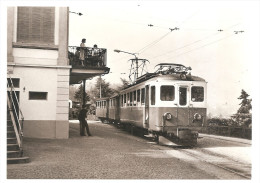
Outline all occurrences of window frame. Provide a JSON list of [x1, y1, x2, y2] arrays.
[[29, 91, 48, 100], [137, 89, 141, 104], [141, 88, 145, 105], [160, 85, 175, 101], [151, 86, 156, 106], [179, 87, 187, 106], [133, 90, 137, 106], [7, 78, 20, 88], [191, 86, 204, 102]]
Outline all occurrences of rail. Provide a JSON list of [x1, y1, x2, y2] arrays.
[[68, 46, 107, 68], [7, 75, 24, 155]]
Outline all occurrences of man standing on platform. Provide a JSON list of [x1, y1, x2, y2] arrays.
[[78, 105, 92, 136]]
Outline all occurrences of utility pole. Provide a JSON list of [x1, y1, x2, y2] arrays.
[[82, 79, 86, 108], [99, 75, 102, 98], [114, 49, 149, 84]]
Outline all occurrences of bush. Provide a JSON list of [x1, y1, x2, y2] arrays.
[[207, 117, 228, 126]]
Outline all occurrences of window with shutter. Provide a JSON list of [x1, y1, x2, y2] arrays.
[[17, 7, 55, 44]]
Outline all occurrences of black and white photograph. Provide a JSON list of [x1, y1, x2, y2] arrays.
[[0, 0, 259, 182]]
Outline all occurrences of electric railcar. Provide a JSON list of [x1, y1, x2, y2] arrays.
[[96, 64, 207, 145]]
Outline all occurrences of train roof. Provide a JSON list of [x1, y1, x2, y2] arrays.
[[95, 97, 109, 101], [123, 72, 206, 90]]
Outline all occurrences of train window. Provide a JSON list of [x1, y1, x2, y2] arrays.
[[179, 87, 187, 106], [151, 86, 156, 105], [127, 93, 130, 106], [191, 86, 204, 102], [124, 94, 126, 106], [160, 85, 175, 101], [137, 89, 140, 103], [133, 91, 136, 106], [141, 88, 145, 105], [130, 92, 133, 106]]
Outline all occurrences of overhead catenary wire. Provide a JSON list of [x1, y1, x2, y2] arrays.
[[135, 10, 199, 55], [151, 32, 221, 59], [69, 9, 233, 33], [166, 33, 237, 61], [148, 22, 242, 60], [137, 31, 173, 54], [70, 9, 244, 66]]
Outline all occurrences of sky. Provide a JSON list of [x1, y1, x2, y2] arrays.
[[68, 0, 259, 117], [0, 0, 259, 119]]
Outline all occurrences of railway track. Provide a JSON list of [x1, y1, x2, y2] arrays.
[[179, 148, 251, 179], [150, 135, 251, 179], [129, 127, 252, 179], [72, 122, 251, 179]]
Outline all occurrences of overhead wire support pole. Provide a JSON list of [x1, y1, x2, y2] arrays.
[[114, 49, 149, 83]]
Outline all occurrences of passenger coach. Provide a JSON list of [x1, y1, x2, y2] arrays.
[[96, 64, 207, 145]]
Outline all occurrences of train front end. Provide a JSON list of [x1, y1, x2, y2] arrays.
[[146, 75, 207, 144]]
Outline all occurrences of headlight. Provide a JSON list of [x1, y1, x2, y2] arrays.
[[164, 112, 172, 120], [194, 113, 202, 120]]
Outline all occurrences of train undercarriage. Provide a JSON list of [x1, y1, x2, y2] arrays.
[[100, 118, 199, 147]]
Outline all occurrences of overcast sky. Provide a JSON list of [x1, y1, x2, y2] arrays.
[[0, 0, 259, 118], [68, 0, 259, 117]]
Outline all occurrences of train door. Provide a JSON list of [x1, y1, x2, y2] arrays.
[[106, 99, 109, 119], [115, 96, 120, 121], [178, 86, 190, 126], [144, 85, 149, 128]]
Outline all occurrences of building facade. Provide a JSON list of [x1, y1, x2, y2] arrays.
[[7, 7, 70, 139], [7, 7, 109, 139]]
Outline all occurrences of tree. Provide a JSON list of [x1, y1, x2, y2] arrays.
[[114, 78, 130, 94], [93, 77, 115, 98], [237, 90, 252, 113], [231, 90, 252, 127], [74, 84, 90, 104]]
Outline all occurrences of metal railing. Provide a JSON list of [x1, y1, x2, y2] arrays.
[[68, 46, 107, 68], [7, 75, 24, 156]]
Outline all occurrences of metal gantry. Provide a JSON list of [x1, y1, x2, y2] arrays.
[[114, 49, 149, 84]]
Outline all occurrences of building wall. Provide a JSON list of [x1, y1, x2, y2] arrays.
[[13, 48, 58, 66], [7, 7, 70, 139]]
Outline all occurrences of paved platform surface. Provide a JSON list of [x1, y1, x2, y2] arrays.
[[6, 120, 252, 180]]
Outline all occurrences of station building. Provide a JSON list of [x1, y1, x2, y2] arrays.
[[7, 7, 110, 139]]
